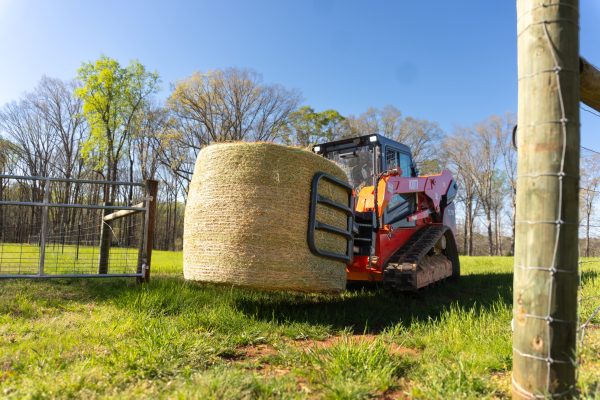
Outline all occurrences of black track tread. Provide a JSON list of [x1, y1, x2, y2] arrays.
[[383, 225, 452, 292]]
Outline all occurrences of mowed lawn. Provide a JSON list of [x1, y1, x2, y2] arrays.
[[1, 253, 599, 399]]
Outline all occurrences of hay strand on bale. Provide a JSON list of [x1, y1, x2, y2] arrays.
[[184, 142, 350, 293]]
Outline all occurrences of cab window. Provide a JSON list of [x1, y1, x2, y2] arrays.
[[399, 153, 412, 177], [385, 148, 412, 177], [385, 148, 398, 170]]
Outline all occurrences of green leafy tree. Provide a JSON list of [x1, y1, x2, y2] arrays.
[[287, 106, 345, 147], [320, 109, 347, 141], [75, 56, 159, 201], [75, 56, 159, 274]]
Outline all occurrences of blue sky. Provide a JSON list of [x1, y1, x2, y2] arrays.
[[1, 0, 599, 150]]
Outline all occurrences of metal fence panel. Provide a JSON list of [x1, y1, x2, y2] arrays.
[[0, 175, 157, 281]]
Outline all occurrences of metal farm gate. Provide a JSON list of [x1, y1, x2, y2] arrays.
[[0, 175, 157, 281]]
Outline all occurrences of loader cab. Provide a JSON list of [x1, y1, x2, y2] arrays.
[[313, 134, 418, 258], [312, 134, 415, 191]]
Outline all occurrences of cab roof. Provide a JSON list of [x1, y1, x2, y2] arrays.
[[312, 134, 412, 155]]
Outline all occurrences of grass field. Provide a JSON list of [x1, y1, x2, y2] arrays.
[[1, 253, 599, 399], [0, 243, 140, 275]]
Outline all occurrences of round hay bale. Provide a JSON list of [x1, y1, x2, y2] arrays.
[[184, 142, 350, 293]]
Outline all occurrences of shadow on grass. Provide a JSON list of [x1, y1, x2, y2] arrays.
[[1, 272, 513, 333], [233, 272, 513, 333], [581, 270, 600, 284]]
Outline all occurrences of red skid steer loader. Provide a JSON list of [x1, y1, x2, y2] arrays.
[[308, 134, 460, 291]]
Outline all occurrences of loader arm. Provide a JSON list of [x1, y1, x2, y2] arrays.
[[355, 169, 456, 223]]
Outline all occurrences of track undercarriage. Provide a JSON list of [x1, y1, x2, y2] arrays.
[[383, 225, 460, 292]]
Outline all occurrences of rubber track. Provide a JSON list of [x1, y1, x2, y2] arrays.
[[383, 225, 449, 292]]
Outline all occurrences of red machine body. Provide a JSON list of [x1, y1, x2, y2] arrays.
[[348, 169, 457, 282]]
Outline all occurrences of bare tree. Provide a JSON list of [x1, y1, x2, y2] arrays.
[[580, 154, 600, 257], [397, 116, 443, 164], [498, 113, 517, 254], [442, 129, 479, 255], [155, 125, 196, 188], [491, 172, 508, 255], [345, 107, 380, 137], [0, 137, 18, 235], [30, 77, 87, 231], [468, 118, 503, 256], [31, 77, 86, 181], [133, 104, 170, 181], [443, 117, 507, 256], [168, 68, 300, 145], [344, 105, 442, 164], [0, 97, 57, 235], [0, 98, 57, 185]]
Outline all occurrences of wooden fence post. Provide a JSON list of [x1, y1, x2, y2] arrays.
[[98, 202, 112, 274], [581, 57, 600, 112], [513, 0, 580, 398], [138, 179, 158, 283]]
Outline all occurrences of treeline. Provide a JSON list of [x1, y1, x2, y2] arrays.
[[1, 56, 598, 254]]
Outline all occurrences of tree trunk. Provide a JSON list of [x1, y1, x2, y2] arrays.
[[0, 177, 4, 238], [463, 197, 470, 254], [98, 163, 115, 274], [510, 194, 516, 256], [493, 208, 499, 255], [98, 196, 112, 274], [60, 180, 71, 249], [172, 185, 178, 251], [468, 209, 474, 256], [586, 212, 591, 258], [463, 213, 468, 255], [465, 195, 473, 256], [486, 208, 493, 256], [126, 154, 135, 247]]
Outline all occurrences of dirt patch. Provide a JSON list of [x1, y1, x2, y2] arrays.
[[388, 343, 419, 357], [1, 333, 17, 344], [241, 343, 278, 359], [295, 334, 420, 357], [380, 387, 409, 399], [255, 363, 291, 377], [296, 333, 377, 349], [226, 343, 279, 363], [489, 371, 511, 399], [234, 344, 294, 379], [0, 361, 14, 382]]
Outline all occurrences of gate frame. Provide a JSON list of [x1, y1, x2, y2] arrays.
[[0, 175, 158, 282]]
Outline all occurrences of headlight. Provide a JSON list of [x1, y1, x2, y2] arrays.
[[369, 135, 378, 143], [313, 146, 321, 153]]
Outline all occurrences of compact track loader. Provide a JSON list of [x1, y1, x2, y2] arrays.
[[309, 134, 460, 291]]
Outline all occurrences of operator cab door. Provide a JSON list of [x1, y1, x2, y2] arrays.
[[382, 146, 416, 228]]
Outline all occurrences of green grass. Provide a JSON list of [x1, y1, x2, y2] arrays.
[[0, 253, 599, 399], [0, 243, 140, 275]]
